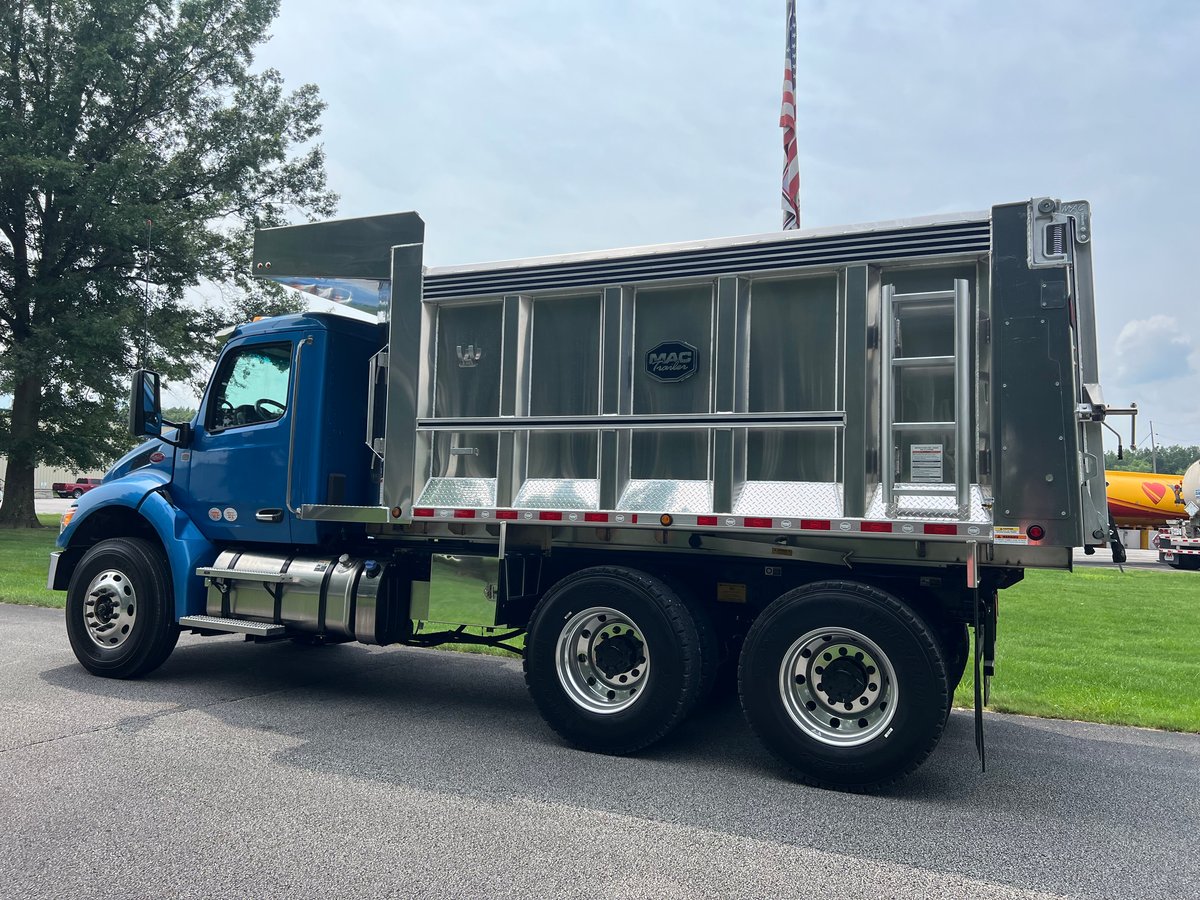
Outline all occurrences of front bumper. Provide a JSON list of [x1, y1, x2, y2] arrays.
[[47, 551, 62, 591]]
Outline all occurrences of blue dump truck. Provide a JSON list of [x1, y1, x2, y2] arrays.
[[50, 199, 1120, 790]]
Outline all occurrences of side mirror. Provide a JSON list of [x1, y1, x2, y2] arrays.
[[130, 369, 163, 438]]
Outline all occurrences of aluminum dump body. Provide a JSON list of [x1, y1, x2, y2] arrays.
[[254, 199, 1108, 570]]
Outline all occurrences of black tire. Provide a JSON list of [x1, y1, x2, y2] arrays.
[[72, 488, 83, 499], [738, 580, 948, 792], [524, 566, 703, 755], [659, 577, 720, 704], [65, 537, 180, 679]]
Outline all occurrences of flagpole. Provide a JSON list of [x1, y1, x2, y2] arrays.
[[780, 0, 800, 230]]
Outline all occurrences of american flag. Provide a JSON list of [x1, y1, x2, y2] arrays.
[[780, 0, 800, 230]]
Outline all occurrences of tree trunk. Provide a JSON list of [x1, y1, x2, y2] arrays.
[[0, 373, 44, 528]]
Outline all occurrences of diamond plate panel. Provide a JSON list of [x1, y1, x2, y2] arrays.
[[416, 477, 497, 508], [514, 478, 601, 510], [865, 484, 990, 523], [733, 481, 843, 518], [619, 479, 713, 513]]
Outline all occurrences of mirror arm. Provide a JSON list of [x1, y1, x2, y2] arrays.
[[159, 420, 193, 449]]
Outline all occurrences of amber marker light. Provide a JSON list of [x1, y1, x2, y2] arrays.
[[659, 514, 674, 527]]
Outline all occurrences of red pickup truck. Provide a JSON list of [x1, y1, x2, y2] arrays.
[[52, 477, 102, 499]]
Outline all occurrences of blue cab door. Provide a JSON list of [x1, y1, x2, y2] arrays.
[[175, 336, 298, 544]]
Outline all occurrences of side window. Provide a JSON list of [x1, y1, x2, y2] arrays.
[[208, 342, 293, 431]]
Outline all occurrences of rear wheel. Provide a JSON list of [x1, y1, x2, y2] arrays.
[[66, 538, 179, 679], [524, 566, 703, 755], [738, 580, 948, 792], [71, 488, 84, 499]]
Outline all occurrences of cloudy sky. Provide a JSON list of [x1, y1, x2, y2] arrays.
[[255, 0, 1200, 449]]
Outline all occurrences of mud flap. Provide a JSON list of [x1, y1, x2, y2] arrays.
[[973, 583, 985, 771], [1108, 512, 1127, 567]]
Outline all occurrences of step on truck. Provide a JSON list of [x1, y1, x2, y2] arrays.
[[50, 198, 1117, 790]]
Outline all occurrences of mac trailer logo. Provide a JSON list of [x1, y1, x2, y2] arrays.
[[456, 344, 482, 368], [646, 341, 698, 383]]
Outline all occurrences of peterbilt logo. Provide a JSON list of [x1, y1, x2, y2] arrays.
[[646, 341, 698, 382]]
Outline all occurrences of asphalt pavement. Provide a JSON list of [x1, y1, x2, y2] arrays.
[[2, 604, 1197, 899]]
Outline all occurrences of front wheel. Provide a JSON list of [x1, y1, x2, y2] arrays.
[[65, 538, 180, 679], [738, 580, 948, 792], [524, 566, 704, 755]]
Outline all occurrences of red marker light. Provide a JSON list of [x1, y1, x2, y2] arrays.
[[539, 511, 563, 521], [861, 521, 892, 533], [1027, 524, 1045, 541], [149, 451, 166, 463], [800, 519, 831, 530], [696, 515, 718, 526], [413, 508, 434, 518], [923, 523, 957, 535], [496, 510, 519, 520], [744, 517, 772, 529], [584, 512, 608, 523], [453, 509, 476, 519]]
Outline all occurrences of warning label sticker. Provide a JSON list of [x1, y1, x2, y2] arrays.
[[910, 443, 944, 483], [716, 583, 747, 604], [993, 526, 1028, 545]]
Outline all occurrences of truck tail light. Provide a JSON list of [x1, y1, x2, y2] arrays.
[[1027, 524, 1045, 541]]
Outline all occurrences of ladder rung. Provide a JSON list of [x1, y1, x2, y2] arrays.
[[893, 356, 955, 369], [893, 422, 956, 432], [893, 486, 958, 496], [889, 290, 956, 304]]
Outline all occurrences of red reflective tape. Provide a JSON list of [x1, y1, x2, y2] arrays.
[[696, 515, 718, 526], [861, 521, 892, 533], [924, 523, 957, 535], [413, 508, 434, 518], [800, 519, 831, 530], [453, 509, 476, 519], [584, 512, 608, 522], [744, 517, 772, 529], [539, 511, 563, 521], [496, 509, 518, 520]]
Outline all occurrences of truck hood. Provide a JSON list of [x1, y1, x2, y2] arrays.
[[105, 430, 179, 482]]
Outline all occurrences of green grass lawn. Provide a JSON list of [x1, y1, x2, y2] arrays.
[[2, 519, 1196, 732], [0, 515, 64, 608], [953, 566, 1200, 732]]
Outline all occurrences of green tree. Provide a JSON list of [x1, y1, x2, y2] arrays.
[[1105, 445, 1200, 474], [0, 0, 334, 527]]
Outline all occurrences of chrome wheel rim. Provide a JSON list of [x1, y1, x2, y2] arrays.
[[83, 569, 138, 650], [555, 606, 650, 714], [778, 627, 898, 747]]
